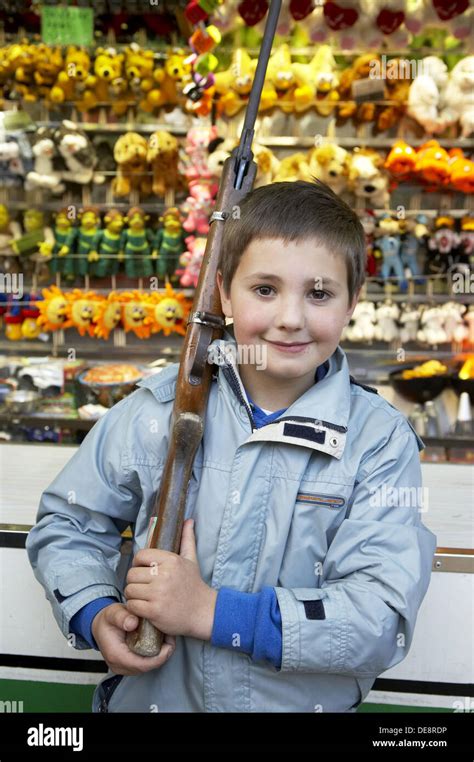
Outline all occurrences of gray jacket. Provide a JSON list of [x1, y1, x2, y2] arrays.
[[27, 330, 436, 712]]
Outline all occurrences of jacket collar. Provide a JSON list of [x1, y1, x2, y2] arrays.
[[209, 327, 350, 460], [137, 327, 351, 460]]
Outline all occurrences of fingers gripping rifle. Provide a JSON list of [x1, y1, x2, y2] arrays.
[[127, 0, 282, 657]]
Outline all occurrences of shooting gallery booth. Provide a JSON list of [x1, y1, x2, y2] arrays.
[[0, 0, 473, 722]]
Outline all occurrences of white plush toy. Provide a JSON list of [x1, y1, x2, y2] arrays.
[[345, 301, 376, 342], [416, 306, 447, 346], [407, 56, 449, 134], [399, 304, 421, 344], [374, 302, 400, 342], [25, 127, 65, 193], [348, 149, 390, 208], [440, 56, 474, 138], [307, 143, 351, 196], [441, 301, 469, 344], [464, 304, 474, 346]]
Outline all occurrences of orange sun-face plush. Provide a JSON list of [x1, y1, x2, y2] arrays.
[[35, 285, 68, 331], [64, 289, 101, 337], [149, 282, 191, 336], [94, 292, 122, 340], [121, 290, 153, 338]]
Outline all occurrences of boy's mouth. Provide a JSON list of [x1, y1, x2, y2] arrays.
[[266, 339, 312, 353]]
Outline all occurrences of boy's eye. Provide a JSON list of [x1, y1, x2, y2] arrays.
[[310, 289, 330, 301], [254, 285, 275, 297]]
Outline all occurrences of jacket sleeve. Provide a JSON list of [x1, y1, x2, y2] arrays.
[[274, 424, 437, 677], [26, 393, 144, 649]]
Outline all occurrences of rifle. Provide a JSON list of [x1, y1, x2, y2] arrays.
[[127, 0, 282, 657]]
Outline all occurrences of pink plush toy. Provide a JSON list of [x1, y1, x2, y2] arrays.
[[180, 124, 219, 182], [180, 178, 217, 235], [178, 235, 206, 287]]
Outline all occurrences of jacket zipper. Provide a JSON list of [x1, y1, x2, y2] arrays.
[[213, 345, 256, 431]]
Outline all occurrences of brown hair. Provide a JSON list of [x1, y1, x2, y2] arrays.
[[219, 179, 366, 303]]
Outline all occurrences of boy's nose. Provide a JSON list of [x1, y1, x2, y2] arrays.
[[274, 298, 305, 331]]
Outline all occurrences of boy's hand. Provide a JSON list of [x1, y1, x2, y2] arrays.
[[124, 519, 218, 641], [91, 602, 176, 675]]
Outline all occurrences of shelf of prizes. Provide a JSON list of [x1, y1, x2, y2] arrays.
[[0, 0, 472, 715]]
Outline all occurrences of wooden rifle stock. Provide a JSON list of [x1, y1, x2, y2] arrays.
[[127, 0, 282, 657]]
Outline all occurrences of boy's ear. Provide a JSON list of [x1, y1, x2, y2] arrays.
[[216, 270, 233, 319]]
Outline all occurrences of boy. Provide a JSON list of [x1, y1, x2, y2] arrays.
[[27, 180, 436, 713]]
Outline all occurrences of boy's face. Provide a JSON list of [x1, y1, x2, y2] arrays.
[[217, 237, 359, 406]]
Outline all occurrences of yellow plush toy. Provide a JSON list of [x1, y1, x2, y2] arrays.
[[307, 143, 351, 195], [147, 131, 181, 198], [35, 285, 68, 332], [90, 47, 128, 115], [273, 152, 311, 182], [260, 45, 297, 114], [123, 44, 162, 113], [121, 290, 153, 339], [213, 49, 257, 117], [64, 289, 101, 338], [50, 47, 95, 111], [141, 50, 192, 112], [292, 45, 340, 116], [113, 132, 152, 198], [148, 282, 191, 337], [94, 292, 122, 340]]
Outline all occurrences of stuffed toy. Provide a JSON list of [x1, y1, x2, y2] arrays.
[[147, 130, 182, 197], [75, 207, 102, 278], [49, 46, 95, 110], [307, 143, 351, 196], [273, 152, 311, 183], [94, 292, 123, 340], [12, 42, 39, 102], [64, 289, 101, 338], [153, 206, 187, 279], [399, 215, 428, 281], [322, 0, 364, 49], [460, 215, 474, 259], [206, 136, 237, 179], [90, 47, 128, 116], [0, 111, 32, 186], [440, 56, 474, 138], [35, 285, 68, 332], [360, 0, 408, 49], [384, 139, 417, 182], [120, 290, 153, 338], [399, 303, 421, 344], [348, 148, 390, 208], [463, 305, 474, 346], [180, 178, 217, 235], [38, 208, 77, 278], [360, 210, 378, 276], [33, 44, 64, 104], [253, 142, 281, 187], [441, 301, 469, 344], [11, 210, 54, 277], [374, 214, 406, 289], [53, 120, 102, 186], [120, 207, 154, 278], [143, 50, 192, 112], [0, 204, 22, 275], [181, 123, 219, 182], [374, 301, 400, 342], [336, 54, 379, 126], [407, 56, 448, 134], [123, 43, 161, 113], [93, 209, 125, 278], [407, 0, 473, 41], [113, 132, 151, 198], [374, 58, 412, 134], [213, 49, 256, 117], [148, 282, 191, 337], [178, 234, 206, 288], [414, 139, 450, 188], [426, 215, 461, 275], [260, 44, 297, 114], [416, 305, 447, 346], [345, 301, 376, 342], [20, 303, 42, 340], [25, 127, 65, 194], [291, 45, 339, 115], [448, 148, 474, 193]]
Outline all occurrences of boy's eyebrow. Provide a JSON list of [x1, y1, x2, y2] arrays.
[[243, 273, 341, 287]]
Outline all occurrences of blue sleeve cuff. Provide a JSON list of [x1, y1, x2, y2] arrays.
[[211, 586, 282, 669], [69, 597, 118, 650]]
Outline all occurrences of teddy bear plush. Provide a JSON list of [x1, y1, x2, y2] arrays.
[[348, 148, 390, 208], [345, 301, 376, 343], [113, 132, 151, 197], [273, 152, 311, 183], [336, 53, 379, 126], [440, 56, 474, 138], [374, 301, 400, 343], [399, 304, 421, 344], [147, 130, 183, 197], [307, 143, 350, 195], [416, 306, 447, 347], [178, 235, 206, 287], [123, 43, 161, 113], [143, 51, 192, 112], [407, 56, 449, 134], [49, 46, 95, 110], [90, 47, 128, 115]]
